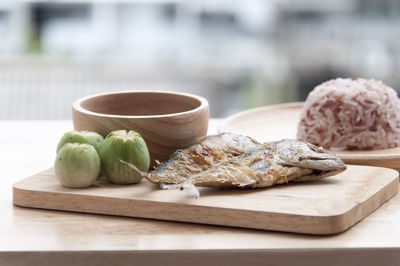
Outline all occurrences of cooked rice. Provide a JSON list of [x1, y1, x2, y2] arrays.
[[297, 78, 400, 150]]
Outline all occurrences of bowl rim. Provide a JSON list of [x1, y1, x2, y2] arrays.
[[73, 90, 209, 118]]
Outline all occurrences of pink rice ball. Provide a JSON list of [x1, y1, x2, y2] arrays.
[[297, 78, 400, 150]]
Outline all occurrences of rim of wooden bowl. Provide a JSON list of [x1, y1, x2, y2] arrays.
[[73, 90, 209, 118]]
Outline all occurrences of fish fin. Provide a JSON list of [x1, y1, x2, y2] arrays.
[[160, 183, 181, 190], [237, 181, 256, 188], [185, 183, 200, 199], [160, 182, 200, 199]]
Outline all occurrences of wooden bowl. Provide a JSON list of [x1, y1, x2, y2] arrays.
[[72, 91, 209, 165]]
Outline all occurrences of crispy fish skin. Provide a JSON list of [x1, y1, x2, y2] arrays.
[[174, 148, 314, 189], [268, 139, 347, 181], [147, 133, 260, 185], [161, 139, 347, 198], [120, 134, 346, 199]]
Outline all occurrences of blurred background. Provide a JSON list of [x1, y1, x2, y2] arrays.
[[1, 0, 400, 119]]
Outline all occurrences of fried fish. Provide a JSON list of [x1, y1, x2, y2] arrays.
[[160, 139, 346, 198], [120, 134, 346, 199], [147, 133, 260, 185]]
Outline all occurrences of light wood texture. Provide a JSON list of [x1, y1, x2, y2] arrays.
[[219, 102, 400, 171], [13, 165, 399, 235], [72, 91, 209, 165], [2, 120, 400, 266], [2, 249, 400, 266]]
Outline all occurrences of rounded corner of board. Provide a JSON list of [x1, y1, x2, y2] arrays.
[[12, 192, 26, 208], [307, 213, 352, 235], [12, 182, 34, 207], [12, 181, 26, 194]]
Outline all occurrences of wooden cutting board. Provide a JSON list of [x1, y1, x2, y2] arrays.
[[13, 165, 398, 235]]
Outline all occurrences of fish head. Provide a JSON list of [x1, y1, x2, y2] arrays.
[[275, 139, 347, 172]]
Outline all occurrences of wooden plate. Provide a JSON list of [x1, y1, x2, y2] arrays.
[[218, 102, 400, 171]]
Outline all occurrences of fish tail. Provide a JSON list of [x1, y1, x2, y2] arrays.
[[120, 158, 200, 198], [119, 159, 160, 184], [160, 182, 200, 199], [118, 158, 149, 178]]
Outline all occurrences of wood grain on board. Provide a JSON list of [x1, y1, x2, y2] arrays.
[[13, 165, 399, 235]]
